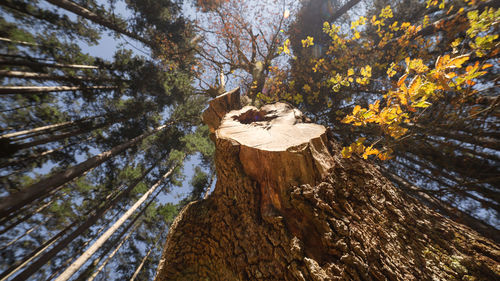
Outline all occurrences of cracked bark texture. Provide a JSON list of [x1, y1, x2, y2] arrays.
[[155, 96, 499, 281]]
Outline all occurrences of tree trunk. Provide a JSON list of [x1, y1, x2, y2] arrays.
[[0, 116, 100, 140], [0, 59, 99, 70], [0, 123, 169, 220], [155, 94, 499, 280], [0, 218, 79, 281], [0, 37, 38, 47], [54, 163, 178, 281], [43, 213, 118, 281], [130, 229, 163, 281], [86, 222, 141, 281], [45, 0, 151, 46], [10, 115, 126, 153], [0, 85, 117, 95], [381, 168, 499, 244], [3, 157, 160, 279], [0, 70, 124, 83]]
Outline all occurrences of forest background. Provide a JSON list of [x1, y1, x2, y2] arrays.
[[0, 0, 498, 280]]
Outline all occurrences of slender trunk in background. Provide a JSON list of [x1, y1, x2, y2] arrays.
[[87, 222, 142, 281], [381, 168, 499, 243], [0, 136, 93, 169], [13, 116, 125, 151], [54, 163, 179, 281], [0, 116, 100, 140], [73, 183, 169, 281], [0, 216, 49, 251], [424, 136, 500, 162], [0, 124, 169, 220], [45, 0, 151, 46], [0, 193, 59, 232], [0, 102, 43, 113], [130, 227, 165, 281], [0, 70, 125, 83], [0, 37, 39, 47], [5, 157, 164, 281], [0, 85, 117, 95], [44, 212, 120, 281], [0, 218, 80, 281], [0, 59, 99, 69], [328, 0, 361, 22], [6, 184, 125, 281], [399, 153, 500, 213]]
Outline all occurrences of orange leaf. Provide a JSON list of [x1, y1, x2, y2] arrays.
[[446, 55, 469, 69], [352, 105, 361, 115], [408, 75, 421, 94], [397, 73, 408, 87]]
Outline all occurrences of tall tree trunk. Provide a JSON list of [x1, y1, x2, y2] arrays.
[[86, 222, 142, 281], [54, 163, 179, 281], [0, 70, 124, 83], [0, 216, 48, 251], [45, 0, 151, 46], [4, 158, 163, 281], [381, 168, 499, 243], [328, 0, 361, 22], [44, 212, 119, 281], [0, 116, 100, 140], [0, 85, 117, 95], [72, 202, 151, 281], [0, 123, 169, 220], [0, 193, 58, 232], [9, 115, 127, 154], [0, 59, 99, 70], [155, 94, 499, 280], [0, 37, 38, 47], [130, 229, 163, 281], [0, 218, 80, 281], [0, 136, 93, 169]]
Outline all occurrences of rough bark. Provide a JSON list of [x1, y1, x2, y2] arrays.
[[155, 96, 499, 280]]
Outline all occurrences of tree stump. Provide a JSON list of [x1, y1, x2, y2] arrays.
[[155, 96, 499, 280]]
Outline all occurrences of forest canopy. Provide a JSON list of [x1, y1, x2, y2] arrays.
[[0, 0, 498, 280]]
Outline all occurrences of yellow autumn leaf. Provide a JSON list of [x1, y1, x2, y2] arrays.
[[347, 68, 354, 76], [301, 36, 314, 48], [341, 146, 352, 158], [362, 146, 380, 159], [446, 55, 470, 69], [352, 105, 362, 115], [397, 73, 408, 87], [408, 75, 421, 95]]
